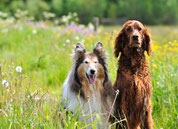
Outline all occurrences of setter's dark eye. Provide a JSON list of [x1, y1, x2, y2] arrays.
[[127, 27, 132, 32], [138, 27, 142, 31]]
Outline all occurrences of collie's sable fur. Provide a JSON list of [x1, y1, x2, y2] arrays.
[[62, 42, 115, 128], [113, 20, 153, 129]]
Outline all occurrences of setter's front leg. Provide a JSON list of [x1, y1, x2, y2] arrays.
[[142, 101, 153, 129]]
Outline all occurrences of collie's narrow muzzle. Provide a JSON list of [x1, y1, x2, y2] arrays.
[[86, 68, 97, 84]]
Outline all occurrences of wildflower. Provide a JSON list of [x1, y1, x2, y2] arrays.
[[16, 66, 22, 73], [12, 62, 14, 69], [45, 88, 49, 92], [62, 16, 69, 23], [67, 15, 72, 20], [2, 80, 9, 88], [2, 28, 8, 33], [19, 26, 23, 31], [75, 36, 79, 40], [33, 30, 37, 34], [79, 24, 85, 29], [66, 39, 70, 43], [115, 89, 119, 95], [88, 23, 94, 31], [28, 81, 31, 85], [73, 12, 78, 17]]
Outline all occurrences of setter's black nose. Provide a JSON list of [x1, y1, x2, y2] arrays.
[[132, 35, 138, 40]]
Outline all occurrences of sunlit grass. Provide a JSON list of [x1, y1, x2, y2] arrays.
[[0, 22, 177, 128]]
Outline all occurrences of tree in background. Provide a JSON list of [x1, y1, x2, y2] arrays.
[[0, 0, 177, 24]]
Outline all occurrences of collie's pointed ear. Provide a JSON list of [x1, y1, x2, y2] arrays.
[[75, 42, 86, 53], [143, 29, 152, 56], [114, 29, 126, 58], [93, 42, 107, 62], [93, 42, 109, 85], [73, 42, 86, 61]]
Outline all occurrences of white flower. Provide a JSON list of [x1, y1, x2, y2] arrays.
[[79, 24, 85, 29], [88, 23, 94, 31], [19, 26, 23, 31], [66, 39, 70, 43], [16, 66, 22, 73], [75, 36, 79, 40], [2, 80, 9, 88], [73, 12, 77, 17], [67, 15, 72, 20], [2, 28, 8, 33], [33, 30, 37, 34], [62, 16, 68, 23]]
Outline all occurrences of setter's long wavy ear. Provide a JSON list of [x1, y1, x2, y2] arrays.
[[114, 29, 125, 58], [143, 29, 152, 56], [73, 42, 86, 62]]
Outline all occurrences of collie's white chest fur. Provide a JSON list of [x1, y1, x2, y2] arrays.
[[62, 72, 102, 115]]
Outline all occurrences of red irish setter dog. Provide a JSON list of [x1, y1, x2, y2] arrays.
[[113, 20, 153, 129]]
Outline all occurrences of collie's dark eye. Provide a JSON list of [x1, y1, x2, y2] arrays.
[[127, 27, 132, 32], [84, 61, 88, 64], [138, 27, 142, 31], [94, 61, 98, 64]]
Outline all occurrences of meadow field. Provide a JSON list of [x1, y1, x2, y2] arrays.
[[0, 20, 177, 128]]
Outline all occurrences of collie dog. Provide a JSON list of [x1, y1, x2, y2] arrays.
[[62, 42, 115, 128]]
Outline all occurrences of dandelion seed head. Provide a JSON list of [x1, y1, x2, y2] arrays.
[[66, 39, 70, 43], [75, 36, 79, 40], [16, 66, 22, 73], [2, 80, 9, 88], [33, 30, 37, 34]]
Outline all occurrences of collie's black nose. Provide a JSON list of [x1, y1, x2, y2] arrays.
[[132, 35, 138, 40], [90, 69, 96, 75]]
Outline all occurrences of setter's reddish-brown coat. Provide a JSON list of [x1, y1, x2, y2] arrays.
[[113, 20, 153, 129]]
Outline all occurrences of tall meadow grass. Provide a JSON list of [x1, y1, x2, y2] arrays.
[[0, 21, 177, 128]]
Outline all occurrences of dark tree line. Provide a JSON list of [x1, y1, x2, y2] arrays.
[[0, 0, 177, 25]]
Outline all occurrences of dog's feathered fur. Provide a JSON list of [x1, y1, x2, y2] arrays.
[[113, 20, 153, 129], [62, 42, 115, 128]]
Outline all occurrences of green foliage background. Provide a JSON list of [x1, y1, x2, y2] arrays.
[[0, 0, 178, 24]]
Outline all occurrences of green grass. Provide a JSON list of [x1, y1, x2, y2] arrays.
[[0, 22, 177, 128]]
